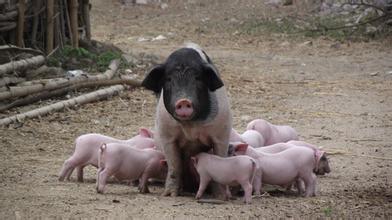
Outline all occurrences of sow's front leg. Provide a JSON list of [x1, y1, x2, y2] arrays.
[[162, 142, 182, 197]]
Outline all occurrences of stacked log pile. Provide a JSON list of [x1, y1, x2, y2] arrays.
[[0, 48, 142, 126], [0, 0, 91, 53], [0, 1, 145, 127]]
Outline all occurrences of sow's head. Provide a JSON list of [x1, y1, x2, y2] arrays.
[[142, 47, 224, 122]]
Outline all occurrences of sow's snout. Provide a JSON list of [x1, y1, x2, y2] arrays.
[[175, 99, 194, 120]]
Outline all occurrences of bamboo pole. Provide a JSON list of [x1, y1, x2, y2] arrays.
[[47, 0, 54, 54], [17, 0, 26, 47], [70, 0, 79, 47], [0, 85, 127, 126]]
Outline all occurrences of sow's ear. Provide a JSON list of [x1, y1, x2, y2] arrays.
[[141, 64, 165, 94], [203, 64, 224, 91]]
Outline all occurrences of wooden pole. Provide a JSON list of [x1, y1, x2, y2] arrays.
[[17, 0, 26, 47], [70, 0, 79, 48], [0, 85, 127, 126], [47, 0, 54, 54], [31, 0, 42, 48], [82, 0, 91, 40]]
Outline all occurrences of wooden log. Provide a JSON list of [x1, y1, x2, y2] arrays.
[[0, 76, 26, 87], [0, 10, 18, 21], [0, 55, 45, 76], [0, 77, 141, 112], [0, 45, 44, 56], [46, 0, 54, 54], [0, 85, 127, 126], [17, 0, 26, 47], [0, 22, 17, 32], [69, 0, 79, 48], [0, 59, 119, 101], [25, 65, 64, 79]]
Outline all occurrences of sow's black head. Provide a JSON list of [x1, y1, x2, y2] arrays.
[[142, 48, 224, 121]]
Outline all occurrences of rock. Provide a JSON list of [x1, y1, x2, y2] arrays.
[[386, 70, 392, 75], [137, 37, 150, 42], [152, 35, 167, 41], [370, 71, 379, 76], [122, 54, 139, 66], [330, 42, 341, 49], [160, 3, 168, 9], [299, 41, 313, 47]]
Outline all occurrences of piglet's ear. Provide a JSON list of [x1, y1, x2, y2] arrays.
[[315, 150, 325, 170], [191, 157, 198, 165], [235, 143, 249, 153], [203, 64, 224, 91], [139, 127, 153, 138], [160, 160, 167, 167], [141, 64, 165, 94]]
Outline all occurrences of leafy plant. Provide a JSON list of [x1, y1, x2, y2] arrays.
[[323, 207, 332, 217]]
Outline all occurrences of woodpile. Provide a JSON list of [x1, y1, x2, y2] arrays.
[[0, 0, 92, 53], [0, 51, 142, 126], [0, 1, 146, 126]]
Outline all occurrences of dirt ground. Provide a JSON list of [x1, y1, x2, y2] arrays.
[[1, 0, 392, 218]]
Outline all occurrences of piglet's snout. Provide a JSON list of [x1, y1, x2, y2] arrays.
[[175, 99, 193, 119]]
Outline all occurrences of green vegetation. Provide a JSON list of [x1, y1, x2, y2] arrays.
[[323, 207, 332, 217], [48, 45, 126, 72]]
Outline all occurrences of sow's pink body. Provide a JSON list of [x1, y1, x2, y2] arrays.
[[96, 143, 167, 194], [58, 128, 155, 182], [246, 119, 298, 146], [192, 152, 257, 204], [233, 143, 317, 197]]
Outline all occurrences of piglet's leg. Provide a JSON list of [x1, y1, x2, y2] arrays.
[[96, 168, 113, 194], [58, 158, 76, 181], [240, 181, 253, 204], [224, 185, 232, 201], [195, 175, 211, 200], [76, 166, 85, 182], [139, 167, 152, 194], [211, 140, 230, 198], [303, 173, 317, 197], [162, 142, 182, 197]]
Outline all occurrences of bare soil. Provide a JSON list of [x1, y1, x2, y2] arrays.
[[1, 0, 392, 218]]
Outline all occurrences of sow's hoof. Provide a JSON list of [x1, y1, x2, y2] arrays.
[[162, 187, 179, 197]]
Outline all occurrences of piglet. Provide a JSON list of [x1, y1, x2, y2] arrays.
[[96, 143, 167, 194], [233, 143, 317, 197], [230, 128, 265, 148], [253, 141, 330, 175], [191, 152, 257, 204], [58, 128, 155, 182], [246, 119, 298, 146]]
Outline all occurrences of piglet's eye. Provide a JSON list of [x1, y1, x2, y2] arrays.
[[195, 75, 202, 81]]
